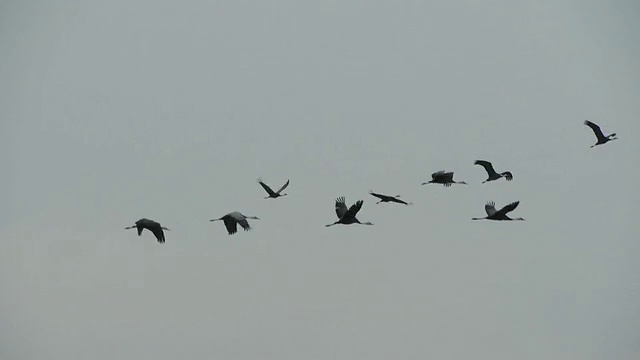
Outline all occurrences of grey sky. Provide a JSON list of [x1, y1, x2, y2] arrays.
[[2, 0, 639, 359]]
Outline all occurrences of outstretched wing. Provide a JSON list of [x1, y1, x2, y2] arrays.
[[335, 197, 348, 219], [237, 217, 252, 231], [431, 170, 446, 180], [584, 120, 605, 140], [257, 179, 276, 197], [441, 171, 455, 182], [345, 200, 364, 218], [150, 226, 166, 243], [474, 160, 496, 175], [391, 197, 409, 205], [134, 219, 147, 235], [223, 218, 238, 235], [275, 179, 290, 194], [368, 191, 387, 200], [484, 201, 497, 216], [497, 201, 520, 216]]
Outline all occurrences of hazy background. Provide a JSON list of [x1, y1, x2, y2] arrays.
[[1, 1, 639, 359]]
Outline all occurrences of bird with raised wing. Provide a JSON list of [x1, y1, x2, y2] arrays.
[[326, 197, 373, 227], [210, 212, 260, 235], [472, 201, 525, 221], [584, 120, 617, 148], [368, 191, 411, 205], [422, 170, 467, 187], [125, 218, 170, 243], [258, 178, 290, 199], [474, 160, 513, 183]]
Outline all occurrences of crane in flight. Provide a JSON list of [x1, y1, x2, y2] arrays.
[[326, 197, 374, 227], [258, 178, 290, 199], [210, 212, 260, 235], [125, 218, 170, 243], [584, 120, 617, 148], [368, 191, 411, 205], [472, 201, 525, 221], [474, 160, 513, 183], [422, 170, 467, 187]]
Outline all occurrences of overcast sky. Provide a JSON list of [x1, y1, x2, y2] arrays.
[[1, 1, 639, 359]]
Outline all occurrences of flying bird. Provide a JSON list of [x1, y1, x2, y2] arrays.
[[210, 212, 260, 235], [472, 201, 525, 221], [125, 218, 170, 243], [326, 197, 374, 227], [584, 120, 617, 148], [422, 170, 467, 187], [474, 160, 513, 183], [368, 191, 411, 205], [258, 178, 290, 199]]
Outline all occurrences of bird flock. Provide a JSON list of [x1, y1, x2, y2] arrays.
[[125, 120, 617, 243]]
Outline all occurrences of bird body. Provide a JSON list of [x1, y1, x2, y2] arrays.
[[474, 160, 513, 183], [258, 178, 290, 199], [422, 170, 467, 187], [472, 201, 525, 221], [125, 218, 169, 243], [368, 191, 411, 205], [584, 120, 617, 147], [326, 197, 373, 227], [211, 212, 260, 235]]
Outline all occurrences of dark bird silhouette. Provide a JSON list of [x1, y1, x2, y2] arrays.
[[422, 170, 468, 187], [125, 218, 170, 243], [584, 120, 617, 148], [258, 178, 290, 199], [368, 190, 412, 205], [474, 160, 513, 183], [472, 201, 525, 221], [326, 197, 374, 227], [210, 212, 260, 235]]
